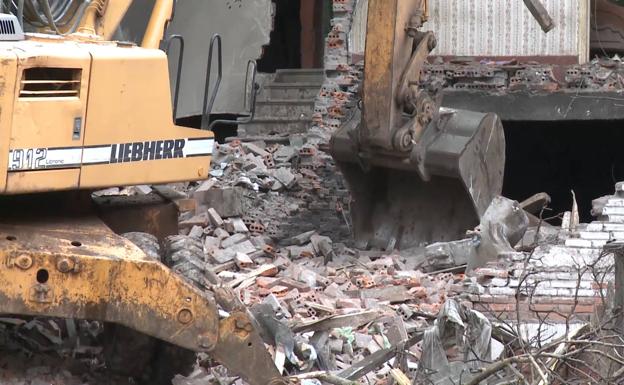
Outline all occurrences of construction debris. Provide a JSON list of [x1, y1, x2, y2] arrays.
[[43, 158, 614, 385], [5, 153, 623, 385], [132, 156, 621, 385]]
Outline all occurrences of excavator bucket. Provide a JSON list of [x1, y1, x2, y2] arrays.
[[330, 108, 506, 250]]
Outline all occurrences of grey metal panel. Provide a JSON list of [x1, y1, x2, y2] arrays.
[[119, 0, 273, 118], [166, 0, 272, 118]]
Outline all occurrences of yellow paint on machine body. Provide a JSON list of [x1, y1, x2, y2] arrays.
[[0, 33, 213, 194]]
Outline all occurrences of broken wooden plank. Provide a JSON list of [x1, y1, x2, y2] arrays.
[[390, 369, 411, 385], [344, 286, 412, 303], [339, 333, 424, 381], [291, 311, 382, 334], [290, 372, 358, 385], [226, 264, 278, 289], [338, 347, 397, 380]]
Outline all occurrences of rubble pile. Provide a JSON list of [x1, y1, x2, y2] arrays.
[[166, 177, 621, 384], [156, 170, 618, 385], [2, 173, 622, 385], [186, 137, 351, 242], [0, 318, 131, 385]]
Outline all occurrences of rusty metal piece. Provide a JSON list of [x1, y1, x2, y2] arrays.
[[522, 0, 555, 33], [210, 311, 285, 385], [0, 215, 219, 352], [361, 0, 432, 152], [332, 107, 505, 249], [29, 283, 53, 303], [198, 334, 215, 350]]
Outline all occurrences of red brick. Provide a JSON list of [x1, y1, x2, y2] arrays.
[[473, 303, 516, 313], [472, 295, 514, 304], [572, 305, 596, 314], [270, 285, 289, 297], [530, 296, 598, 306], [591, 282, 609, 290], [528, 303, 573, 314], [256, 277, 280, 289], [489, 303, 517, 312], [259, 265, 279, 277], [410, 287, 428, 299]]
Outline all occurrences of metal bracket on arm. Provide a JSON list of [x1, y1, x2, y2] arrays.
[[200, 33, 223, 130], [205, 59, 259, 132], [164, 34, 185, 120], [391, 31, 438, 154], [198, 34, 259, 132]]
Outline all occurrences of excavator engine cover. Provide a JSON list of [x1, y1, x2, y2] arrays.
[[330, 108, 505, 250]]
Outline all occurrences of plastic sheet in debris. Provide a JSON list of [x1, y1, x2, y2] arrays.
[[420, 299, 492, 384]]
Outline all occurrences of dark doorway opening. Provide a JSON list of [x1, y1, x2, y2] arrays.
[[257, 0, 302, 72], [502, 120, 624, 223]]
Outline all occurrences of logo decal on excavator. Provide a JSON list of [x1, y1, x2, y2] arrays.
[[109, 139, 185, 163], [7, 137, 214, 171]]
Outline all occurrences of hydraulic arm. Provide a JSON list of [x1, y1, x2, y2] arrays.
[[330, 0, 506, 249]]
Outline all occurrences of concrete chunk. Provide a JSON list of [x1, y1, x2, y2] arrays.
[[225, 217, 249, 233], [134, 185, 153, 195], [204, 236, 220, 253], [207, 208, 224, 227], [211, 248, 236, 263], [194, 187, 243, 218], [273, 145, 296, 163], [243, 142, 269, 158], [229, 240, 257, 255], [272, 168, 297, 189], [188, 225, 204, 239], [235, 252, 254, 268], [213, 227, 230, 240], [284, 230, 316, 246], [221, 233, 248, 249]]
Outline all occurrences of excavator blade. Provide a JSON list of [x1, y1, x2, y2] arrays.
[[330, 109, 506, 250]]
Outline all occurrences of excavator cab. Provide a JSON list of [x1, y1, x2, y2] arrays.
[[330, 0, 506, 250]]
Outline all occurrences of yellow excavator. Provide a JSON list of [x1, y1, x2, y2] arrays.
[[0, 1, 286, 385], [0, 0, 552, 384]]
